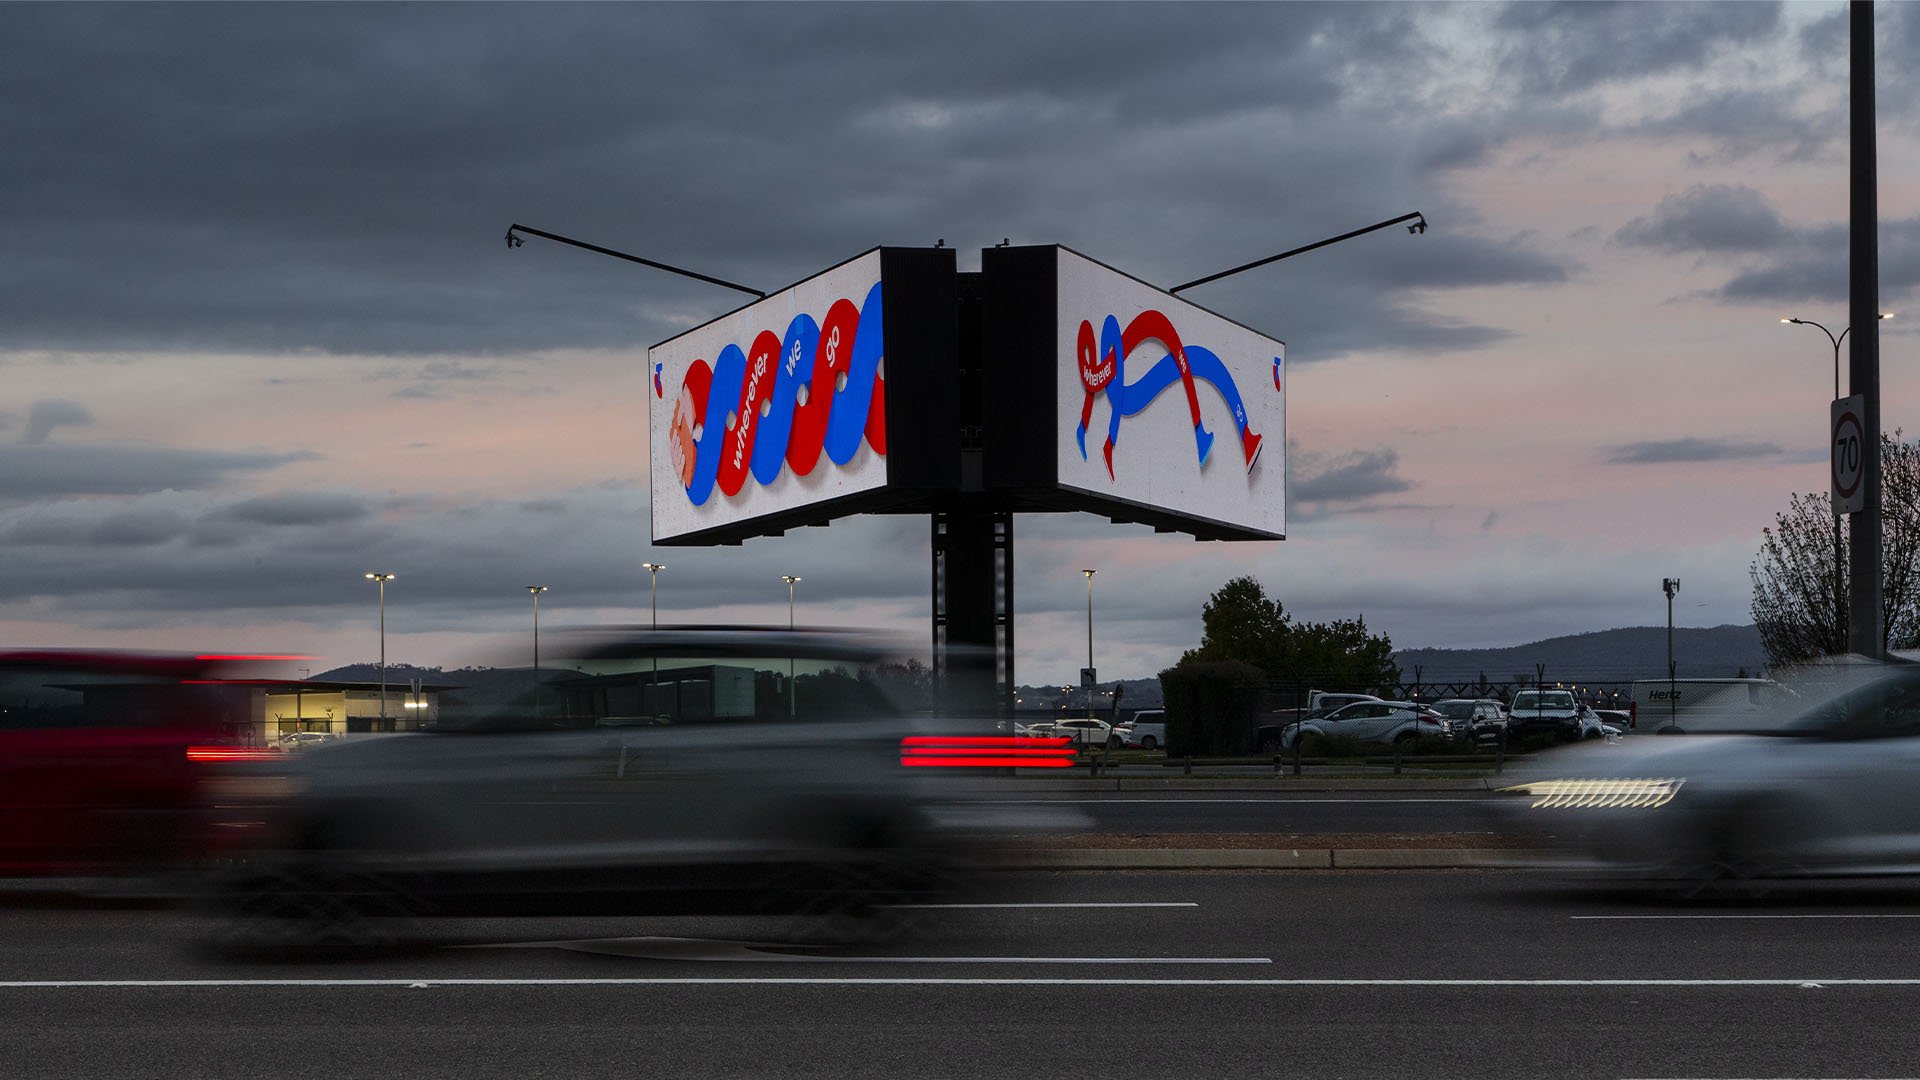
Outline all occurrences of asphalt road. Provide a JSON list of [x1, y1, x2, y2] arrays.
[[7, 870, 1920, 1079], [988, 790, 1500, 834]]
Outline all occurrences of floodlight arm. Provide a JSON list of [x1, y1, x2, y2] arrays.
[[1169, 211, 1427, 295], [505, 223, 767, 299]]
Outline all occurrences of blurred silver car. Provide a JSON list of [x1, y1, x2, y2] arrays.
[[1499, 664, 1920, 891], [200, 628, 1054, 948]]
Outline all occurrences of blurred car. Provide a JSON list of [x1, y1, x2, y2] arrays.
[[0, 649, 292, 879], [1254, 699, 1447, 752], [1054, 717, 1123, 750], [199, 628, 1057, 948], [1498, 664, 1920, 891], [1429, 698, 1507, 740]]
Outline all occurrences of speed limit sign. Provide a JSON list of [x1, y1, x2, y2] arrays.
[[1832, 395, 1865, 514]]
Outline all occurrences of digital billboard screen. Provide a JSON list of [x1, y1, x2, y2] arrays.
[[648, 248, 955, 545], [983, 246, 1285, 540]]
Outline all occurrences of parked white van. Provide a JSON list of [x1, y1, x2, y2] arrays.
[[1629, 678, 1793, 732]]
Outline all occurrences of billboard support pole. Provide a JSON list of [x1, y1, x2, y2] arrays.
[[932, 505, 1014, 720], [506, 223, 767, 299], [1169, 211, 1426, 294]]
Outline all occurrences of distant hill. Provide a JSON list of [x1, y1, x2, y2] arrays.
[[315, 663, 543, 709], [1393, 625, 1768, 686]]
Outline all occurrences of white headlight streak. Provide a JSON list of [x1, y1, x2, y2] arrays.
[[1501, 778, 1685, 809]]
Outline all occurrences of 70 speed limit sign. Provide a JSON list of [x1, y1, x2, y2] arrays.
[[1833, 394, 1866, 515]]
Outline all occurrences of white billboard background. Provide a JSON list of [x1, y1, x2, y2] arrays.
[[1055, 249, 1286, 538], [648, 250, 888, 542]]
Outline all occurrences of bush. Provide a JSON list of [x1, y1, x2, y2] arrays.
[[1159, 660, 1265, 756]]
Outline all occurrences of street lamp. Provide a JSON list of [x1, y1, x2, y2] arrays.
[[1782, 313, 1893, 398], [526, 586, 548, 670], [781, 575, 801, 716], [364, 572, 395, 729], [641, 562, 665, 717], [1081, 569, 1097, 720], [1782, 312, 1892, 653], [642, 562, 666, 629], [1662, 578, 1680, 730]]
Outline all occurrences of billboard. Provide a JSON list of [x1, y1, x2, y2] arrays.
[[648, 248, 955, 544], [983, 246, 1286, 540]]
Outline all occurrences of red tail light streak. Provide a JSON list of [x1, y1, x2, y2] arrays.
[[900, 735, 1077, 769]]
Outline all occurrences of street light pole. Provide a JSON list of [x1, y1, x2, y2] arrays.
[[782, 575, 801, 716], [526, 586, 548, 672], [1662, 578, 1680, 729], [1082, 569, 1097, 720], [642, 562, 666, 629], [1784, 313, 1893, 654], [364, 572, 395, 730], [641, 562, 665, 717]]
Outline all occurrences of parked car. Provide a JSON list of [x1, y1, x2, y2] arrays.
[[1428, 698, 1506, 740], [1594, 708, 1634, 732], [1123, 714, 1166, 751], [1055, 717, 1123, 750], [1254, 699, 1447, 752], [198, 628, 1050, 949], [1505, 689, 1605, 742], [1500, 664, 1920, 891]]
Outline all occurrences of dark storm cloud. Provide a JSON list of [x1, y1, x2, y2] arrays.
[[1493, 1, 1781, 96], [1604, 438, 1783, 465], [0, 479, 931, 635], [22, 399, 96, 445], [0, 443, 317, 499], [1291, 448, 1411, 502], [214, 492, 372, 526], [1615, 178, 1920, 306], [1715, 217, 1920, 305], [1615, 185, 1791, 254], [1627, 89, 1831, 162], [0, 3, 1554, 361]]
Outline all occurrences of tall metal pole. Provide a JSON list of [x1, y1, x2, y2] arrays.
[[527, 586, 547, 671], [365, 572, 395, 729], [1848, 0, 1883, 658], [782, 575, 801, 716], [1663, 578, 1680, 727], [642, 562, 664, 717], [1082, 569, 1096, 720], [642, 563, 666, 628]]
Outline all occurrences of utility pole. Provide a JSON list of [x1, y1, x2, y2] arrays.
[[1663, 578, 1680, 728], [1848, 0, 1883, 657]]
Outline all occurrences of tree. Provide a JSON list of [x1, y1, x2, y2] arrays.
[[1180, 575, 1289, 671], [1177, 575, 1400, 694], [1750, 431, 1920, 667]]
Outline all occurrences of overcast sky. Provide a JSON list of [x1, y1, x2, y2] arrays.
[[2, 2, 1916, 683]]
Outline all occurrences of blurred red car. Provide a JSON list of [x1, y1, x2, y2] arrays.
[[0, 650, 295, 878]]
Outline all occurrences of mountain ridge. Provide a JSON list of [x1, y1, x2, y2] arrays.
[[1393, 624, 1767, 685]]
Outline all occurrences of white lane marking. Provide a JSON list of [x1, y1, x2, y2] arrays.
[[990, 791, 1466, 799], [463, 935, 1261, 964], [12, 977, 1920, 988], [1573, 914, 1920, 921], [881, 902, 1199, 909]]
